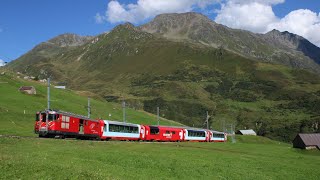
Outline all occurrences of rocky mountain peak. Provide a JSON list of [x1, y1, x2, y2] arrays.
[[140, 12, 215, 35], [47, 33, 93, 47], [116, 22, 135, 29], [263, 29, 320, 63]]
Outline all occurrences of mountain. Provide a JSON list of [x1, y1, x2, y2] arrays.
[[47, 33, 94, 47], [140, 12, 320, 73], [7, 13, 320, 142]]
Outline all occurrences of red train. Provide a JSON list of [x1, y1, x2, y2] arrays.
[[35, 110, 227, 142]]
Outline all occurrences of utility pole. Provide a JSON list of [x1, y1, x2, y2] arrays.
[[157, 107, 159, 125], [122, 100, 126, 123], [206, 111, 210, 130], [46, 78, 50, 132], [230, 123, 236, 143], [47, 78, 50, 110], [223, 119, 225, 133], [87, 97, 91, 118]]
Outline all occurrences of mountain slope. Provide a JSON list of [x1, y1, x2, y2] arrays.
[[140, 12, 320, 73], [7, 13, 320, 142]]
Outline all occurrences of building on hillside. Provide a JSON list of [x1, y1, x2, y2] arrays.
[[39, 79, 47, 83], [237, 129, 257, 136], [54, 86, 66, 89], [292, 133, 320, 150], [19, 86, 36, 95]]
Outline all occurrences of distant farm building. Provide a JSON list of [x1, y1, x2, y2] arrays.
[[39, 79, 47, 83], [19, 86, 36, 95], [23, 76, 35, 80], [292, 133, 320, 150], [237, 129, 257, 136], [54, 86, 66, 89]]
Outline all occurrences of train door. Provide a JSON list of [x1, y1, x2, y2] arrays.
[[179, 129, 184, 141], [206, 131, 211, 142], [140, 125, 145, 140], [79, 119, 84, 134]]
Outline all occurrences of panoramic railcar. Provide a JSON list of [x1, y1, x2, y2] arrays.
[[184, 128, 211, 142], [210, 131, 227, 142], [144, 125, 184, 142], [100, 120, 144, 141], [35, 110, 101, 139]]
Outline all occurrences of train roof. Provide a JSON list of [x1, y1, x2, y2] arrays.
[[147, 125, 211, 132], [210, 130, 225, 134], [38, 109, 98, 122], [102, 120, 140, 126], [147, 125, 225, 133]]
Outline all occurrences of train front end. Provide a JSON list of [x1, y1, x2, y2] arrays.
[[34, 110, 59, 137]]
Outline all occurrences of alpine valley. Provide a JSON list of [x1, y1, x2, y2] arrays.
[[8, 12, 320, 142]]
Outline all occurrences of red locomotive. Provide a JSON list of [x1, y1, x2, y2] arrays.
[[35, 110, 101, 139], [34, 110, 227, 142]]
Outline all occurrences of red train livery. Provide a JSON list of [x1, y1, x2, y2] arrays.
[[35, 110, 227, 142]]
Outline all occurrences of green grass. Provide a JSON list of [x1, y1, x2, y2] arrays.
[[1, 72, 319, 180], [0, 136, 319, 179], [0, 73, 182, 136]]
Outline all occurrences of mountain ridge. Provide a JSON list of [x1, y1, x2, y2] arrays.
[[140, 12, 320, 73]]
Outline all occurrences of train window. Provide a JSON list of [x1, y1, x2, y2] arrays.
[[61, 116, 70, 129], [48, 114, 56, 121], [188, 130, 205, 137], [41, 113, 46, 122], [35, 114, 40, 121], [165, 131, 170, 134], [109, 124, 139, 133], [150, 126, 159, 135], [213, 133, 223, 138], [172, 131, 175, 135], [61, 122, 65, 128]]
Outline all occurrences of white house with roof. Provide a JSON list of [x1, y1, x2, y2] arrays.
[[237, 129, 257, 136]]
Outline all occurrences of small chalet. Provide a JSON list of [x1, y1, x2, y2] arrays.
[[19, 86, 36, 95], [237, 129, 257, 136], [292, 133, 320, 150]]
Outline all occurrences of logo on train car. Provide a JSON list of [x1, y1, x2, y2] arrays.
[[163, 133, 172, 138], [90, 123, 95, 129]]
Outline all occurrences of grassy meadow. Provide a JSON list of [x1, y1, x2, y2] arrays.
[[1, 70, 319, 179], [0, 136, 319, 179]]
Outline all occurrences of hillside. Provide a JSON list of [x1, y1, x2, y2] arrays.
[[141, 12, 320, 73], [0, 70, 181, 136], [7, 13, 320, 142]]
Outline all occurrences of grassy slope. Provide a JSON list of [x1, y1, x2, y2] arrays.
[[0, 72, 181, 136], [0, 136, 319, 179]]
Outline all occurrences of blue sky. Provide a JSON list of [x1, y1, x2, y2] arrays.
[[0, 0, 319, 64]]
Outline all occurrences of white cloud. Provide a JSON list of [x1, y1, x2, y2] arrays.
[[215, 2, 278, 33], [0, 59, 6, 66], [227, 0, 284, 5], [214, 0, 320, 47], [267, 9, 320, 46], [95, 13, 105, 24], [97, 0, 219, 24]]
